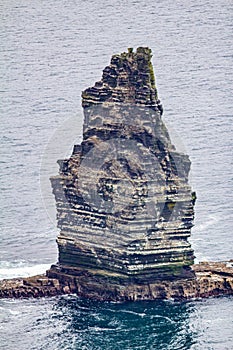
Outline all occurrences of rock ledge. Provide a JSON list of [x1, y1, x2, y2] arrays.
[[0, 261, 233, 301]]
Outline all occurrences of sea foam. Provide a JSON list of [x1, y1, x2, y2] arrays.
[[0, 261, 51, 280]]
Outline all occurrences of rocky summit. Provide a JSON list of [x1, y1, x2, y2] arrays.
[[49, 47, 195, 283]]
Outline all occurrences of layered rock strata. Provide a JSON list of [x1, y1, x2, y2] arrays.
[[1, 262, 233, 301], [49, 47, 195, 284]]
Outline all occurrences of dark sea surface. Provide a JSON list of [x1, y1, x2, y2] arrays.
[[0, 0, 232, 349]]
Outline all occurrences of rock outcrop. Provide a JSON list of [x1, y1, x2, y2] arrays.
[[49, 47, 195, 284]]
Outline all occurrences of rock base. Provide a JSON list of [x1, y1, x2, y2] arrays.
[[0, 261, 233, 301]]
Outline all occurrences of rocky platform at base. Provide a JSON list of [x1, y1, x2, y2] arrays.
[[0, 261, 233, 301]]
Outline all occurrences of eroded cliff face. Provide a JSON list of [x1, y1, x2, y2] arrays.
[[50, 47, 195, 282]]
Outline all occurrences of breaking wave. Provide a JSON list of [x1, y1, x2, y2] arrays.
[[0, 261, 51, 280]]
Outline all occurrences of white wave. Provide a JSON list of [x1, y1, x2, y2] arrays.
[[194, 215, 220, 231], [9, 309, 20, 315], [88, 326, 118, 332], [119, 310, 147, 318], [150, 315, 175, 324], [0, 262, 51, 280]]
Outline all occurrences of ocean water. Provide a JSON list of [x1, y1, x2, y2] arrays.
[[0, 0, 232, 349], [0, 296, 233, 350]]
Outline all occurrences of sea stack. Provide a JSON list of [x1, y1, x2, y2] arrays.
[[1, 48, 233, 301], [49, 47, 195, 288]]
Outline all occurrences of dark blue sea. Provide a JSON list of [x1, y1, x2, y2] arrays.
[[0, 0, 232, 349]]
